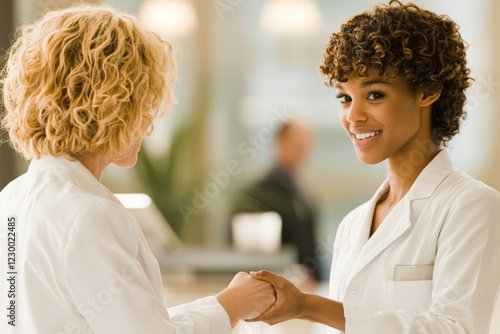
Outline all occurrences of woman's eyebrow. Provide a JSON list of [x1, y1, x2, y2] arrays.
[[334, 78, 391, 90]]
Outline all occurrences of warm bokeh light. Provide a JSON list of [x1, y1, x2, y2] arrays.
[[139, 0, 197, 37], [260, 0, 322, 36], [115, 193, 153, 209]]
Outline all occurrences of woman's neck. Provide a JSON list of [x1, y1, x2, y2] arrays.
[[385, 143, 441, 203], [77, 155, 110, 181]]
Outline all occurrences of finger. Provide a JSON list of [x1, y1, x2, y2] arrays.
[[250, 269, 272, 278], [227, 271, 249, 288], [246, 312, 281, 326], [246, 314, 264, 323], [245, 292, 281, 323], [250, 270, 282, 285], [235, 271, 250, 279], [245, 307, 277, 323]]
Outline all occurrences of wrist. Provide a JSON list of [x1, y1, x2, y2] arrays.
[[215, 289, 239, 328], [298, 293, 314, 321], [298, 293, 345, 330], [216, 288, 242, 327]]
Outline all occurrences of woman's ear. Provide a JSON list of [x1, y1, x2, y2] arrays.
[[420, 89, 441, 107]]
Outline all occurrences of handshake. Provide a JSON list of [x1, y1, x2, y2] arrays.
[[216, 270, 305, 328]]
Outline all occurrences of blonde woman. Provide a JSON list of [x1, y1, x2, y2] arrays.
[[0, 5, 275, 334]]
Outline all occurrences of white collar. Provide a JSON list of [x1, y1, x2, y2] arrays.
[[28, 155, 110, 200], [370, 149, 454, 204]]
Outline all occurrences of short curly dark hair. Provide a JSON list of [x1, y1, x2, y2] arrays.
[[319, 0, 472, 145]]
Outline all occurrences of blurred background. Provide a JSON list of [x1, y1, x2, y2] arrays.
[[1, 0, 499, 333]]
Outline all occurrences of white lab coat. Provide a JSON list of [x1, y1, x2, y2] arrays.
[[329, 149, 500, 334], [0, 155, 232, 334]]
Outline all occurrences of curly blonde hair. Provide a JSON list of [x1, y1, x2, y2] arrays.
[[1, 4, 176, 160], [319, 0, 472, 145]]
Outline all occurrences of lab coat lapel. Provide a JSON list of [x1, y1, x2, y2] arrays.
[[346, 149, 454, 283], [348, 195, 412, 282], [348, 179, 390, 268]]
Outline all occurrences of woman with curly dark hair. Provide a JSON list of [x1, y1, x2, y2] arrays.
[[249, 1, 500, 333]]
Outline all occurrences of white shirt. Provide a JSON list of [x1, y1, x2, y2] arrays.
[[329, 149, 500, 334], [0, 155, 232, 334]]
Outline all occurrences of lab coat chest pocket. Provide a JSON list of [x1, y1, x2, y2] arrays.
[[384, 280, 432, 312]]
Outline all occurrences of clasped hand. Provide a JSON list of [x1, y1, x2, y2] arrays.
[[217, 270, 305, 328], [247, 270, 306, 325]]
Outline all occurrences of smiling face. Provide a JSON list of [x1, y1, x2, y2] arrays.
[[335, 69, 439, 165]]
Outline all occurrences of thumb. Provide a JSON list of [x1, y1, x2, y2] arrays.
[[250, 269, 272, 280]]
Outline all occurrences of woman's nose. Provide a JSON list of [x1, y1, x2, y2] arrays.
[[344, 100, 367, 124]]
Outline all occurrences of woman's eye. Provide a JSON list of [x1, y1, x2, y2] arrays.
[[367, 92, 385, 100], [335, 93, 351, 104]]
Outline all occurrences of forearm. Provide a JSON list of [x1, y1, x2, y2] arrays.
[[299, 293, 345, 331]]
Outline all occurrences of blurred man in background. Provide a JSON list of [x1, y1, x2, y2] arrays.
[[232, 119, 319, 282]]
